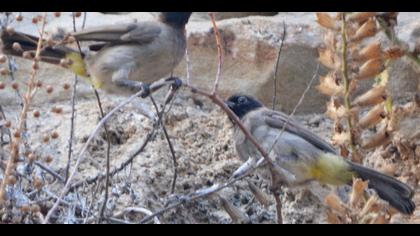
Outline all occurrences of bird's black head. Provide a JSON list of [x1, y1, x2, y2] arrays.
[[225, 95, 263, 120], [160, 12, 192, 28]]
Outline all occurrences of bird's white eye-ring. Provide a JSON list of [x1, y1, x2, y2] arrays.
[[238, 96, 247, 104]]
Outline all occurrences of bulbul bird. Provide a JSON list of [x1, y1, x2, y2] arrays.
[[226, 94, 416, 215], [0, 12, 192, 97]]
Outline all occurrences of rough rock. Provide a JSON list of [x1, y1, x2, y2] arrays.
[[1, 12, 419, 114]]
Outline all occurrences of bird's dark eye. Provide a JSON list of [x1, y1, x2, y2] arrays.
[[238, 97, 247, 104]]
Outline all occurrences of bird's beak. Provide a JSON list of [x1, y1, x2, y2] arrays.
[[225, 101, 235, 109]]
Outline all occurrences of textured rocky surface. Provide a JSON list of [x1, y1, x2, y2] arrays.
[[0, 12, 419, 224], [1, 12, 419, 113]]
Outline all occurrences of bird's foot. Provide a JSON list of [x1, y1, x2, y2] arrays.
[[139, 83, 151, 98]]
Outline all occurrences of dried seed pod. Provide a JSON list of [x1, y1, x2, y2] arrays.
[[33, 177, 43, 190], [359, 195, 381, 217], [350, 178, 369, 207], [13, 131, 21, 138], [352, 86, 387, 107], [32, 62, 39, 70], [15, 14, 23, 22], [324, 31, 337, 49], [46, 85, 54, 94], [63, 83, 71, 90], [352, 18, 377, 42], [44, 155, 53, 163], [6, 175, 17, 186], [0, 54, 7, 64], [51, 132, 59, 139], [27, 153, 37, 163], [358, 104, 386, 129], [0, 67, 9, 76], [356, 58, 385, 80], [0, 82, 5, 90], [219, 196, 250, 224], [247, 181, 271, 207], [370, 214, 387, 224], [362, 125, 391, 149], [74, 12, 82, 17], [326, 210, 342, 224], [51, 107, 63, 114], [12, 42, 23, 52], [357, 42, 382, 62], [316, 12, 339, 31], [318, 48, 340, 70], [5, 120, 12, 128], [6, 26, 15, 35], [36, 80, 43, 88], [11, 82, 19, 90], [348, 12, 378, 24], [380, 163, 397, 176], [33, 110, 41, 118], [21, 204, 31, 213], [54, 12, 61, 17], [42, 134, 50, 143], [384, 46, 406, 60], [332, 132, 350, 146], [325, 193, 347, 214], [326, 98, 347, 120], [32, 17, 39, 24], [317, 73, 343, 96], [30, 204, 41, 213]]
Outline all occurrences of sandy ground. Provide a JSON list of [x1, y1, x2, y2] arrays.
[[0, 88, 419, 224]]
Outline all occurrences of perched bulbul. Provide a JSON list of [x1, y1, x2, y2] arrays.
[[0, 12, 192, 96], [226, 94, 416, 215]]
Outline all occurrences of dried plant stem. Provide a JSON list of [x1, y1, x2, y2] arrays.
[[209, 12, 224, 95], [273, 189, 283, 224], [95, 89, 112, 223], [44, 78, 179, 223], [341, 14, 357, 155], [66, 76, 78, 182], [0, 12, 47, 205], [0, 105, 11, 145], [43, 90, 143, 224], [139, 167, 255, 224], [272, 21, 287, 111], [149, 96, 178, 194], [66, 12, 86, 183]]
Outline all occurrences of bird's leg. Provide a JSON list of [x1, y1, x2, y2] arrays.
[[162, 77, 183, 106], [112, 75, 152, 98]]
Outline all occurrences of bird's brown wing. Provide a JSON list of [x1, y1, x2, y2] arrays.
[[73, 22, 162, 45], [263, 109, 338, 154]]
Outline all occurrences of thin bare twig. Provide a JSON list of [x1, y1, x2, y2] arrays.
[[44, 76, 178, 223], [34, 161, 66, 184], [267, 63, 320, 155], [139, 166, 255, 224], [272, 21, 287, 111], [149, 96, 178, 194], [209, 13, 224, 95], [94, 89, 112, 223], [114, 207, 161, 224], [66, 11, 86, 183], [185, 48, 192, 86], [139, 14, 287, 223]]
